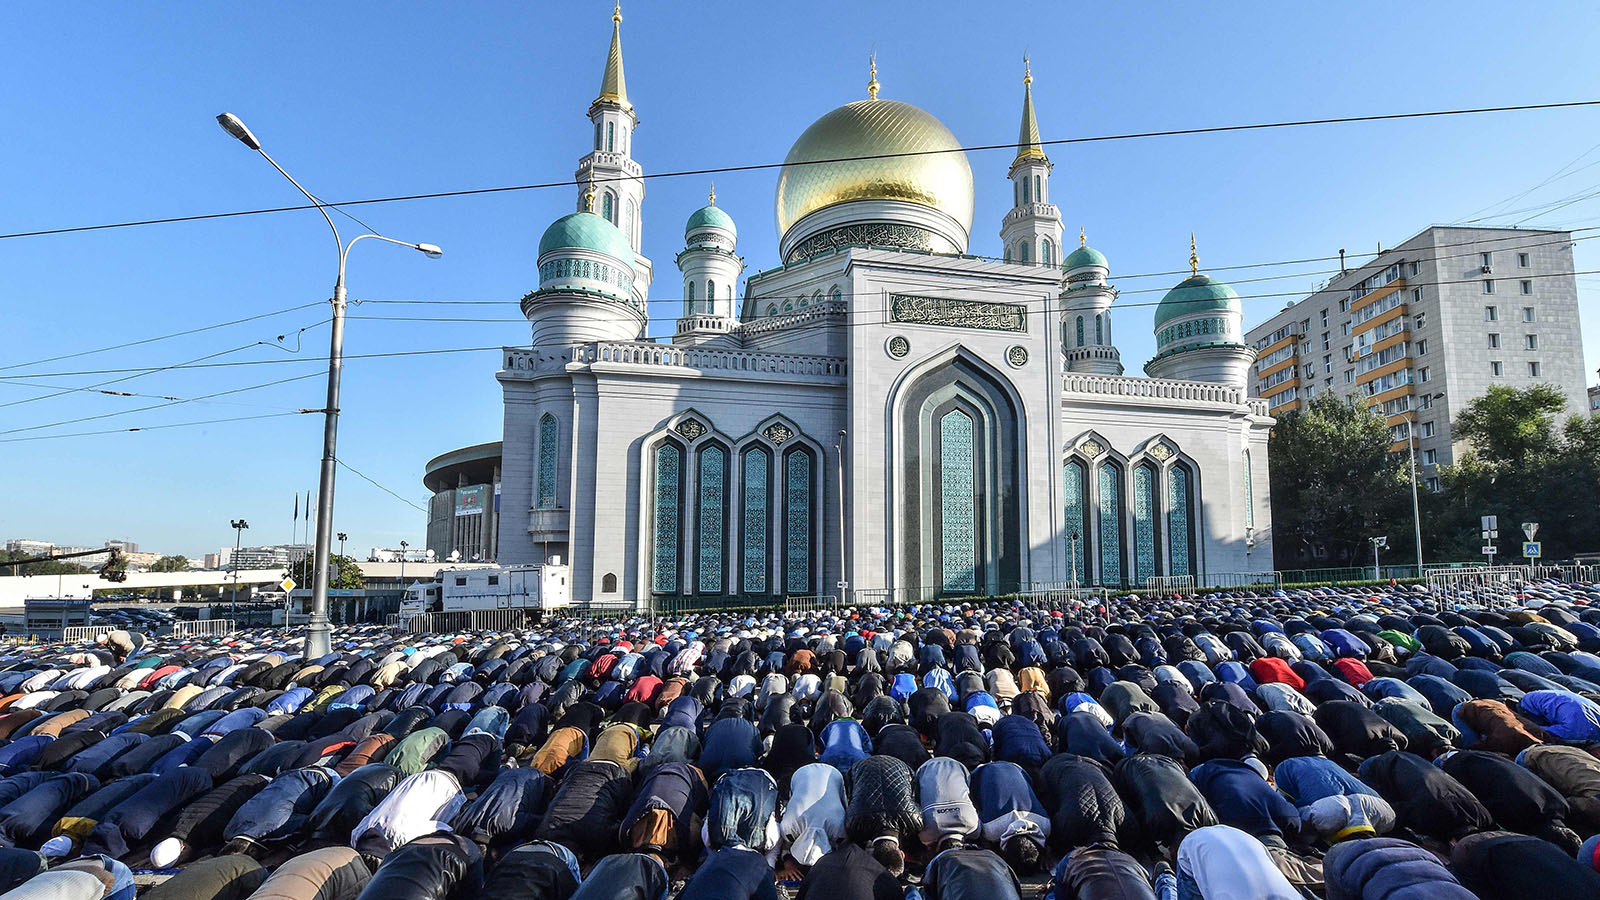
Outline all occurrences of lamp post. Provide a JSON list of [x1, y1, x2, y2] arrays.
[[217, 112, 440, 658], [1370, 535, 1388, 582], [399, 540, 409, 588], [337, 532, 347, 561], [229, 519, 249, 620], [1068, 532, 1080, 589], [1400, 393, 1445, 579]]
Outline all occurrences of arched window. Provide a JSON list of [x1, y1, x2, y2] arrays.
[[783, 448, 814, 594], [830, 285, 843, 303], [1097, 462, 1124, 586], [1020, 243, 1030, 264], [1063, 458, 1089, 583], [1076, 315, 1085, 347], [594, 122, 602, 150], [939, 409, 977, 594], [620, 126, 627, 153], [1022, 178, 1031, 205], [1242, 449, 1255, 530], [1133, 463, 1159, 584], [696, 445, 727, 594], [536, 414, 559, 509], [707, 280, 716, 303], [606, 121, 615, 152], [767, 304, 778, 317], [1004, 246, 1012, 263], [1168, 464, 1194, 577], [601, 572, 617, 593], [1095, 315, 1103, 345], [1042, 239, 1053, 267], [651, 442, 684, 593], [686, 281, 695, 312], [602, 192, 614, 223], [742, 446, 771, 594], [1034, 175, 1042, 202]]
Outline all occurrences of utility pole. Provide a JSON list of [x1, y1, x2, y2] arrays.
[[229, 519, 249, 620], [835, 429, 847, 609]]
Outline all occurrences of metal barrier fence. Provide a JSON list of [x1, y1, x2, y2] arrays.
[[60, 627, 102, 644], [406, 608, 538, 634], [172, 619, 236, 639], [783, 595, 838, 615], [1146, 576, 1197, 594]]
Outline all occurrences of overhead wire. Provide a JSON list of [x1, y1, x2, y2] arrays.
[[0, 302, 323, 373], [4, 99, 1599, 242], [0, 372, 324, 436], [335, 457, 429, 513], [0, 411, 308, 444]]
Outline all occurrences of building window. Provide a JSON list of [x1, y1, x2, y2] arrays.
[[783, 448, 814, 594], [707, 280, 716, 303], [1491, 361, 1503, 376], [1483, 280, 1495, 294], [1020, 242, 1030, 264], [1320, 309, 1329, 327], [686, 281, 694, 310], [831, 286, 843, 303], [1415, 312, 1426, 329], [606, 121, 615, 152], [601, 573, 617, 593], [1487, 333, 1500, 349], [1480, 252, 1492, 267], [1408, 261, 1420, 276], [1426, 477, 1441, 491], [1076, 315, 1085, 348], [1423, 449, 1438, 466], [1021, 178, 1031, 205], [1526, 334, 1538, 350], [602, 192, 614, 223], [1521, 280, 1532, 295], [1420, 421, 1435, 438], [939, 410, 977, 593], [766, 304, 778, 317], [1133, 463, 1159, 585], [1417, 339, 1428, 355], [741, 447, 771, 595], [1523, 307, 1536, 323], [1344, 370, 1354, 384], [651, 442, 684, 594], [487, 575, 499, 586], [1097, 462, 1124, 587], [1041, 238, 1053, 267], [696, 445, 727, 595], [1322, 333, 1330, 351], [1529, 361, 1541, 377], [1518, 252, 1530, 268], [1095, 315, 1104, 345], [1485, 306, 1498, 321], [1035, 174, 1042, 202], [1419, 394, 1433, 410], [1063, 459, 1088, 582], [455, 577, 466, 586], [537, 414, 559, 509]]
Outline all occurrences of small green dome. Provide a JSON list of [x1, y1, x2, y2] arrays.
[[1153, 273, 1241, 329], [538, 211, 635, 268], [1064, 244, 1108, 270], [685, 204, 736, 238]]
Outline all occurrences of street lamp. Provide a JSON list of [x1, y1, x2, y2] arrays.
[[399, 540, 409, 587], [1400, 392, 1445, 578], [336, 532, 347, 561], [1370, 535, 1388, 581], [229, 519, 249, 620], [218, 112, 441, 658]]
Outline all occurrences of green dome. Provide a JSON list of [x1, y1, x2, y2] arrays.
[[685, 204, 736, 238], [1153, 273, 1241, 329], [1064, 244, 1108, 270], [538, 211, 635, 268]]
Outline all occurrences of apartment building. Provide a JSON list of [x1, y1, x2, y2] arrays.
[[1245, 226, 1587, 487]]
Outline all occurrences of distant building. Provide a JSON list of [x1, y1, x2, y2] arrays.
[[423, 441, 500, 564], [4, 539, 56, 557], [104, 539, 139, 554], [1589, 384, 1599, 411], [1245, 225, 1588, 490]]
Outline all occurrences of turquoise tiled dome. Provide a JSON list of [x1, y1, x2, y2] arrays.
[[539, 211, 634, 268], [1064, 244, 1108, 270], [685, 204, 735, 238], [1154, 274, 1241, 329]]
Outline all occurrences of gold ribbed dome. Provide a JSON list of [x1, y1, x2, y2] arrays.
[[775, 99, 974, 241]]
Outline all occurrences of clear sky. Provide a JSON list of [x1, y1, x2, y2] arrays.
[[4, 2, 1599, 559]]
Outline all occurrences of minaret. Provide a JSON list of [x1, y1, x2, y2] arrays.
[[577, 3, 651, 313], [1000, 57, 1063, 268], [1061, 227, 1123, 374], [674, 184, 744, 345], [1146, 235, 1254, 388]]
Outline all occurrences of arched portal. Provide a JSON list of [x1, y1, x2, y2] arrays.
[[896, 353, 1024, 596]]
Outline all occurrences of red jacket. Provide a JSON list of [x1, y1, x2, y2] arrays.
[[1249, 656, 1305, 691]]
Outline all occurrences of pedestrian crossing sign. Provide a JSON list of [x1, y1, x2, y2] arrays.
[[1523, 542, 1541, 558]]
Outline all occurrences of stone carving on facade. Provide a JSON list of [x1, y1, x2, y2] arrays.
[[1149, 441, 1175, 461], [1006, 345, 1029, 367], [787, 222, 934, 262], [886, 335, 910, 359], [763, 423, 794, 445], [1078, 438, 1105, 457], [676, 418, 707, 440], [890, 294, 1027, 333]]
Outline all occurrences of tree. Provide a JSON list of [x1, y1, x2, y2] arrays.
[[1268, 392, 1413, 569], [286, 554, 363, 590], [0, 551, 90, 577], [147, 555, 190, 573]]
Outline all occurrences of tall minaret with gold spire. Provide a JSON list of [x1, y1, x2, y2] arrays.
[[577, 3, 651, 312], [1000, 57, 1063, 268]]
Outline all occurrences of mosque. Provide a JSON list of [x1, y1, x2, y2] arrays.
[[470, 6, 1274, 605]]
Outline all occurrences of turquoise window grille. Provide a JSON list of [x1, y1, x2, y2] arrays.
[[651, 443, 682, 594], [742, 448, 770, 594], [1169, 465, 1193, 577], [1063, 458, 1087, 582], [697, 446, 726, 594], [606, 121, 615, 152], [1098, 463, 1124, 586], [1076, 316, 1084, 347], [1243, 450, 1255, 529], [1134, 464, 1158, 584], [536, 414, 558, 509], [1096, 314, 1103, 344], [940, 410, 977, 593], [602, 192, 614, 223], [784, 449, 812, 594]]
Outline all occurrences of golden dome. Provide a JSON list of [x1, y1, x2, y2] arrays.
[[775, 99, 974, 242]]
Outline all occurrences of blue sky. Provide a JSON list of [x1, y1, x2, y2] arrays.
[[4, 2, 1599, 559]]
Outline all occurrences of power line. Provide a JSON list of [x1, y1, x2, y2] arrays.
[[5, 99, 1599, 242], [336, 457, 428, 514], [0, 372, 323, 436], [0, 302, 323, 373], [0, 411, 307, 444], [15, 266, 1597, 381]]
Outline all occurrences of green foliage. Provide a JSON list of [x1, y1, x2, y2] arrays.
[[1268, 392, 1413, 568], [1428, 385, 1600, 560], [147, 555, 190, 573], [0, 551, 91, 576], [286, 553, 364, 590]]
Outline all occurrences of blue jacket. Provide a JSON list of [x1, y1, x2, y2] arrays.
[[819, 720, 872, 771], [1189, 758, 1299, 840], [1322, 837, 1474, 900], [1520, 690, 1600, 742], [991, 716, 1051, 772], [1273, 754, 1379, 807]]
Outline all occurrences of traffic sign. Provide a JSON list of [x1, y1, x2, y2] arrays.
[[1482, 515, 1498, 531], [1522, 522, 1540, 541], [1482, 545, 1499, 555], [1524, 542, 1542, 558], [279, 577, 297, 593]]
